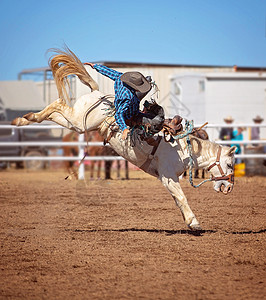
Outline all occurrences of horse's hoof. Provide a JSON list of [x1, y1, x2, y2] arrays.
[[23, 112, 35, 121], [188, 218, 202, 231], [189, 223, 202, 231], [11, 118, 21, 126]]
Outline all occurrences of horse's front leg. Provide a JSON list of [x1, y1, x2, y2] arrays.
[[160, 175, 201, 230]]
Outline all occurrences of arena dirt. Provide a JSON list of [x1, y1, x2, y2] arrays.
[[0, 169, 265, 299]]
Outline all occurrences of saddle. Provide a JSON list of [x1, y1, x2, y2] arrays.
[[162, 115, 183, 135], [162, 115, 210, 140], [102, 111, 208, 144], [126, 112, 186, 140], [191, 128, 209, 140]]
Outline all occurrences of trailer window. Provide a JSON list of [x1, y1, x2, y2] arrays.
[[199, 80, 205, 92]]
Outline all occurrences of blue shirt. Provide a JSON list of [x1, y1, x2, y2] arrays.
[[93, 64, 140, 131], [231, 129, 243, 154]]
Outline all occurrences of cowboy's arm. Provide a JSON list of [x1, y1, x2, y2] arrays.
[[115, 102, 128, 132], [116, 109, 130, 140], [93, 64, 122, 81]]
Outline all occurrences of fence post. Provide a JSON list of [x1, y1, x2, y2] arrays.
[[78, 133, 85, 180]]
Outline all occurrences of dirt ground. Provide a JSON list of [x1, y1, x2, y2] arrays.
[[0, 169, 265, 300]]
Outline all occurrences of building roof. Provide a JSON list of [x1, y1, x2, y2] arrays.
[[171, 72, 266, 80], [18, 61, 266, 76], [93, 61, 235, 69], [206, 72, 266, 80]]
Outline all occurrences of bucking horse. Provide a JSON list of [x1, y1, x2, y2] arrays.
[[12, 47, 236, 230]]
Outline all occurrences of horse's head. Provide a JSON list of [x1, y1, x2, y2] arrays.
[[207, 145, 237, 195]]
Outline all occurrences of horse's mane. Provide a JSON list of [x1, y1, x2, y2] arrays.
[[48, 46, 99, 103], [190, 134, 220, 160]]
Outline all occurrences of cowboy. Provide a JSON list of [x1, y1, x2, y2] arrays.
[[219, 116, 234, 142], [84, 63, 163, 140], [231, 127, 245, 164], [251, 115, 264, 141]]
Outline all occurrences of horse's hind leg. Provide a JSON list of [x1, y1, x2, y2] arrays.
[[90, 162, 94, 179], [116, 161, 120, 179], [11, 117, 34, 126], [125, 160, 129, 180], [12, 99, 83, 132], [12, 110, 75, 131], [160, 175, 201, 230], [23, 99, 72, 123], [97, 161, 101, 179], [105, 160, 112, 179], [11, 99, 62, 125]]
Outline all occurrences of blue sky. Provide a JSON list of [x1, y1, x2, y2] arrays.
[[0, 0, 266, 81]]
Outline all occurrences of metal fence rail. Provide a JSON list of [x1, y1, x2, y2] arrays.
[[0, 156, 124, 161], [1, 124, 266, 179], [0, 141, 104, 147], [1, 123, 266, 129], [0, 139, 265, 147]]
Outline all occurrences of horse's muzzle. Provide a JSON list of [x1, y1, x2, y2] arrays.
[[213, 181, 234, 195]]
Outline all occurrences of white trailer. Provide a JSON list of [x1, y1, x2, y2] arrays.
[[170, 72, 266, 140]]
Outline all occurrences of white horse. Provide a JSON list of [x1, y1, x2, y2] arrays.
[[12, 48, 236, 230]]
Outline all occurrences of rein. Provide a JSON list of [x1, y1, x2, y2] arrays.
[[185, 132, 213, 188], [187, 137, 234, 187]]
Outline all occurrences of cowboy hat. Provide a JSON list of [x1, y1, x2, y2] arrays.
[[253, 115, 264, 123], [224, 116, 234, 122], [121, 72, 151, 94]]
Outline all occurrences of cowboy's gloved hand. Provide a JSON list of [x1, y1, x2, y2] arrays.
[[122, 128, 130, 140], [84, 62, 94, 68]]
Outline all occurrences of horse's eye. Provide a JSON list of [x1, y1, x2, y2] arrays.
[[227, 164, 233, 170]]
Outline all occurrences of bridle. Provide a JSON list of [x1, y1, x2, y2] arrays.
[[207, 147, 234, 184], [165, 119, 234, 189]]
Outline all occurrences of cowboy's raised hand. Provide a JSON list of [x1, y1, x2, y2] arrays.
[[122, 128, 130, 140], [84, 62, 94, 68]]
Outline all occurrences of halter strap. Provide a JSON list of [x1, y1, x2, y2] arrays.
[[207, 147, 234, 184], [207, 147, 225, 176]]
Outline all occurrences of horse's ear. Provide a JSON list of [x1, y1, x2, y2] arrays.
[[227, 146, 237, 156]]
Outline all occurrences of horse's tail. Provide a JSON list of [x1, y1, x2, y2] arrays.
[[48, 46, 99, 102]]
